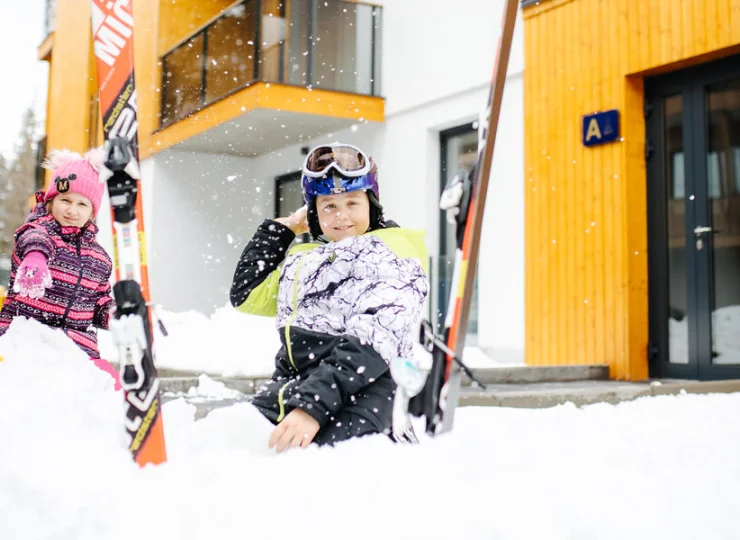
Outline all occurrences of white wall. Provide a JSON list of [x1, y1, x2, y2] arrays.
[[143, 151, 271, 313], [116, 0, 526, 357], [478, 75, 525, 356], [376, 0, 526, 354], [380, 0, 524, 117]]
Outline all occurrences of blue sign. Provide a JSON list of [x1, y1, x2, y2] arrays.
[[582, 109, 620, 147]]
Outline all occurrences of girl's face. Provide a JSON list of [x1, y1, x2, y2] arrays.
[[316, 190, 371, 242], [49, 192, 94, 228]]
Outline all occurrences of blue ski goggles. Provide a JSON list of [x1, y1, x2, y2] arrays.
[[302, 170, 379, 200]]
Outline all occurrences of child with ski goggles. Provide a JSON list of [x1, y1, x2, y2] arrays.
[[231, 143, 429, 451]]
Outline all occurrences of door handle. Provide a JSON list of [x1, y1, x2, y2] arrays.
[[693, 226, 714, 236], [693, 226, 714, 251]]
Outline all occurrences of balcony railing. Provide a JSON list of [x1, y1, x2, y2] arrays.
[[44, 0, 55, 36], [160, 0, 383, 127]]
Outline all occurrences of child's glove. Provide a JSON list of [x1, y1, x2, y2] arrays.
[[13, 252, 52, 299]]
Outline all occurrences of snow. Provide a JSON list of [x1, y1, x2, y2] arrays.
[[99, 306, 281, 377], [98, 304, 507, 377], [163, 373, 244, 403], [2, 318, 740, 539]]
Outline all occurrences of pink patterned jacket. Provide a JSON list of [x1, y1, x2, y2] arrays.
[[0, 192, 114, 360]]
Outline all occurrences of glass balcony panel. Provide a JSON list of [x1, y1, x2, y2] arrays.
[[161, 34, 205, 125], [205, 3, 257, 102]]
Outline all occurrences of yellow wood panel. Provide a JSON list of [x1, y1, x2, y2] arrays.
[[600, 0, 619, 374], [523, 12, 535, 364], [658, 0, 671, 65], [45, 0, 93, 157], [681, 0, 693, 68], [525, 12, 541, 363], [537, 6, 557, 364], [647, 0, 660, 67], [623, 75, 649, 381], [611, 0, 629, 379], [134, 0, 161, 161], [669, 0, 683, 62], [578, 0, 592, 369], [719, 0, 732, 46], [551, 4, 564, 366], [559, 2, 571, 367], [636, 0, 650, 74], [707, 0, 719, 52], [523, 0, 739, 379], [563, 2, 575, 368], [693, 0, 708, 57], [733, 0, 740, 42], [536, 10, 547, 364], [158, 0, 235, 54]]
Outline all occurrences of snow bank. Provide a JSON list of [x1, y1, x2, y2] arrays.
[[2, 318, 740, 539]]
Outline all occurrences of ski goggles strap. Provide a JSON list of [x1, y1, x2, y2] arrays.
[[302, 144, 371, 178]]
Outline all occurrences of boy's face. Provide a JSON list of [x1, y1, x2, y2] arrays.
[[50, 192, 94, 228], [315, 190, 371, 242]]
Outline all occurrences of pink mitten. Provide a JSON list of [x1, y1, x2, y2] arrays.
[[13, 252, 52, 299]]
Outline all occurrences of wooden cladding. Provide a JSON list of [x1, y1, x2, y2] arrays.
[[522, 0, 740, 379]]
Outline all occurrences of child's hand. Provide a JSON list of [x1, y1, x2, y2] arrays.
[[13, 252, 52, 299], [274, 205, 309, 235], [268, 408, 320, 453]]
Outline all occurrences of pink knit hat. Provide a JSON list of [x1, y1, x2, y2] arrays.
[[42, 147, 106, 217]]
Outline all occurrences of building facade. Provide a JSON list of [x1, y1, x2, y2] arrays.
[[522, 0, 740, 380], [38, 0, 527, 363]]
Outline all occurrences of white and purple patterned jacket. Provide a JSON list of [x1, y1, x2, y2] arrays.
[[231, 219, 429, 440]]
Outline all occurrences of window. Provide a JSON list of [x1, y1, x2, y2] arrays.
[[275, 171, 309, 243], [437, 123, 480, 338]]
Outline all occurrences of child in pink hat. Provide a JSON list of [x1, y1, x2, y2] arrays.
[[0, 147, 120, 389]]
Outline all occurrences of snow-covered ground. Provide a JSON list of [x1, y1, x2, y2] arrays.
[[2, 318, 740, 539], [98, 304, 506, 376]]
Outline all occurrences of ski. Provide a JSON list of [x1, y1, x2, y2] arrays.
[[401, 0, 519, 436], [91, 0, 167, 466]]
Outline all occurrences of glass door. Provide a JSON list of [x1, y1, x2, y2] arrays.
[[647, 55, 740, 380]]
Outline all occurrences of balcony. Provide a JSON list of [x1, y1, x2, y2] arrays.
[[158, 0, 383, 149], [44, 0, 55, 36], [37, 0, 55, 61]]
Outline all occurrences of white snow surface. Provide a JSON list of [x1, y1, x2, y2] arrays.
[[162, 373, 244, 403], [2, 318, 740, 539], [98, 304, 504, 376], [100, 305, 282, 376]]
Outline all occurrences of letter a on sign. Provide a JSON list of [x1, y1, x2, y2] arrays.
[[582, 109, 620, 147], [585, 118, 602, 142]]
